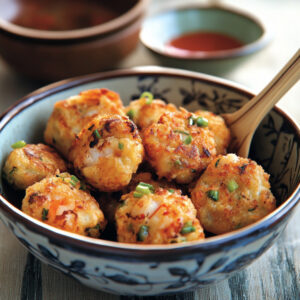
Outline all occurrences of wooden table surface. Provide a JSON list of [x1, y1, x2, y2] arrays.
[[0, 0, 299, 299]]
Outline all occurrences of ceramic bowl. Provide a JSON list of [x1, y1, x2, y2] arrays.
[[0, 67, 299, 296], [0, 0, 149, 82], [140, 4, 271, 76]]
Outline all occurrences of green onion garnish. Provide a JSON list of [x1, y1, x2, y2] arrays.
[[137, 225, 149, 241], [140, 91, 154, 104], [138, 182, 155, 193], [42, 208, 49, 221], [11, 140, 26, 149], [180, 221, 196, 234], [135, 182, 155, 196], [133, 191, 143, 198], [174, 129, 190, 135], [207, 190, 219, 201], [126, 109, 135, 120], [184, 135, 192, 145], [93, 129, 101, 139], [196, 117, 209, 127], [118, 142, 124, 150], [70, 175, 79, 186], [168, 189, 175, 193], [248, 207, 257, 212], [174, 159, 182, 167], [136, 184, 151, 195], [227, 179, 239, 192], [188, 116, 195, 126], [88, 124, 95, 131], [215, 158, 221, 167]]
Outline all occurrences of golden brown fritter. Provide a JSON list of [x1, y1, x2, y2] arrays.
[[97, 172, 178, 224], [191, 154, 276, 234], [44, 88, 125, 159], [3, 143, 67, 190], [194, 110, 230, 155], [125, 98, 177, 131], [116, 185, 205, 244], [142, 109, 217, 184], [70, 114, 144, 192], [22, 173, 107, 237]]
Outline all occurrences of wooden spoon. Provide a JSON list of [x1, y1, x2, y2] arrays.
[[222, 49, 300, 157]]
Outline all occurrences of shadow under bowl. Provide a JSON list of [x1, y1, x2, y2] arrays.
[[140, 4, 271, 76], [0, 66, 299, 296]]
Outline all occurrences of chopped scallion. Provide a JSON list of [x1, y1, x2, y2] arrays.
[[188, 116, 195, 126], [126, 109, 135, 120], [196, 117, 209, 127], [133, 191, 143, 198], [140, 91, 153, 104], [136, 184, 151, 195], [227, 179, 239, 192], [174, 129, 189, 135], [137, 225, 149, 241], [11, 140, 26, 149], [184, 135, 192, 145], [174, 159, 182, 167], [207, 190, 219, 201], [215, 158, 221, 167], [138, 182, 155, 193], [180, 221, 196, 234], [118, 142, 124, 150], [70, 175, 79, 186], [42, 208, 49, 221], [93, 129, 101, 139], [248, 207, 257, 212]]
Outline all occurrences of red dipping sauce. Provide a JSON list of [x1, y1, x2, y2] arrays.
[[166, 31, 244, 53]]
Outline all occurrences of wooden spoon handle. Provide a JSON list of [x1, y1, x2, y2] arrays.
[[223, 48, 300, 157]]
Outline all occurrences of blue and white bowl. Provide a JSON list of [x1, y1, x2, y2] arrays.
[[0, 67, 299, 296]]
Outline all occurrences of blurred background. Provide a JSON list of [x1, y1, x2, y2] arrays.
[[0, 0, 299, 121]]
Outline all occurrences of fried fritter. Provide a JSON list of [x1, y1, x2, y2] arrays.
[[44, 88, 124, 159], [116, 185, 205, 244], [70, 114, 144, 192], [3, 143, 67, 190], [191, 154, 276, 234], [22, 173, 107, 237], [194, 110, 230, 155], [142, 109, 217, 184], [125, 98, 177, 131]]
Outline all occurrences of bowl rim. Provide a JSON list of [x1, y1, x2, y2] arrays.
[[0, 0, 149, 40], [0, 66, 299, 258], [140, 3, 272, 60]]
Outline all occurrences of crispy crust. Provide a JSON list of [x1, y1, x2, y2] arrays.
[[125, 98, 177, 131], [142, 109, 217, 184], [3, 143, 67, 190], [22, 173, 107, 237], [191, 154, 276, 234], [44, 88, 125, 159], [116, 187, 205, 244], [70, 114, 144, 192]]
